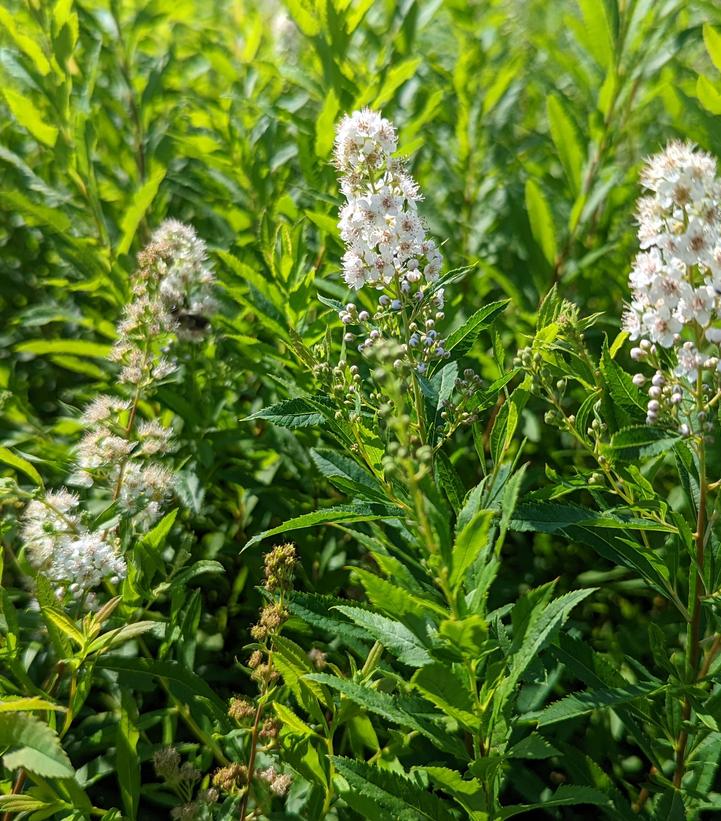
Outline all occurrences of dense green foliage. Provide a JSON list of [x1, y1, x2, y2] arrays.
[[3, 0, 721, 819]]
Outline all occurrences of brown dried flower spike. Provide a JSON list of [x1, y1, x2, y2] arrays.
[[263, 542, 297, 592]]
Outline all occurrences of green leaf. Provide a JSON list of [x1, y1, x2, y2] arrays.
[[315, 89, 340, 158], [352, 567, 446, 620], [445, 300, 510, 359], [505, 588, 596, 689], [310, 448, 386, 501], [0, 713, 74, 778], [96, 658, 228, 724], [273, 702, 318, 737], [529, 682, 663, 727], [0, 446, 42, 485], [141, 508, 178, 551], [334, 606, 432, 667], [0, 697, 65, 713], [0, 190, 71, 233], [0, 796, 59, 812], [272, 634, 326, 720], [283, 0, 321, 36], [498, 784, 611, 818], [368, 58, 422, 109], [508, 732, 560, 759], [609, 426, 680, 460], [450, 510, 494, 590], [600, 341, 646, 415], [509, 502, 674, 533], [40, 606, 85, 648], [547, 94, 584, 193], [421, 767, 486, 818], [290, 591, 371, 646], [576, 0, 614, 69], [85, 620, 157, 655], [15, 339, 112, 358], [246, 396, 332, 429], [242, 502, 402, 551], [698, 75, 721, 115], [412, 663, 480, 729], [703, 24, 721, 73], [332, 757, 457, 821], [116, 692, 140, 820], [496, 464, 527, 552], [116, 166, 166, 255], [570, 525, 673, 597], [0, 8, 50, 75], [2, 88, 58, 146], [525, 179, 557, 266], [306, 674, 465, 758], [306, 210, 341, 238]]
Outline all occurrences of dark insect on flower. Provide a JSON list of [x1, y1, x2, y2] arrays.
[[170, 306, 211, 333]]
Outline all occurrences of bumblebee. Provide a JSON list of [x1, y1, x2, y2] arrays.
[[169, 306, 210, 333]]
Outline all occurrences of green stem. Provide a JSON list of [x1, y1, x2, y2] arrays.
[[673, 368, 708, 789]]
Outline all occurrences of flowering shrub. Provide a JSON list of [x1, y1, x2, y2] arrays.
[[3, 2, 721, 820]]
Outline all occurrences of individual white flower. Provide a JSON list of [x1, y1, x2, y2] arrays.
[[81, 395, 131, 425], [674, 341, 704, 382]]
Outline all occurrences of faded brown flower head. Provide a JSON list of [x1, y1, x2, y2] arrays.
[[212, 763, 248, 793], [153, 746, 181, 781], [260, 717, 281, 739], [308, 647, 327, 670], [260, 766, 292, 796], [228, 696, 255, 722], [264, 542, 297, 592], [251, 602, 288, 641]]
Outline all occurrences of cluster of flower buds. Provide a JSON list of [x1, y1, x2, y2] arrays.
[[217, 545, 296, 812], [629, 342, 716, 435], [338, 287, 448, 374], [258, 766, 292, 797], [438, 369, 483, 437], [211, 763, 248, 794]]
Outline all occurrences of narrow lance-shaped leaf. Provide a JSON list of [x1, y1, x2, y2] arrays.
[[528, 681, 665, 727], [525, 179, 557, 266], [242, 502, 403, 551], [0, 446, 43, 486], [444, 299, 510, 359], [547, 94, 584, 194]]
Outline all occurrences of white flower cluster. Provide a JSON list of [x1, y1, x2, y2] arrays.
[[335, 109, 442, 291], [624, 142, 721, 358], [111, 220, 216, 389], [333, 110, 449, 374], [625, 142, 721, 429], [20, 222, 216, 606], [69, 221, 215, 525], [22, 491, 126, 597], [69, 392, 174, 530], [151, 219, 217, 340]]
